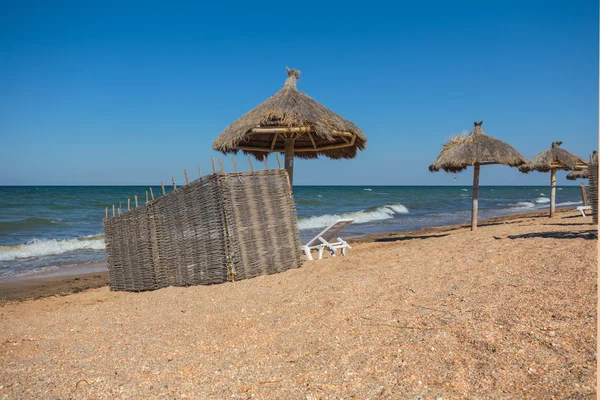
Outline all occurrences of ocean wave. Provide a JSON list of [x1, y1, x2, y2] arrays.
[[0, 235, 105, 261], [0, 217, 58, 232], [298, 204, 409, 230], [555, 201, 582, 207], [535, 197, 550, 204], [461, 189, 468, 191], [364, 189, 372, 191], [510, 201, 536, 209]]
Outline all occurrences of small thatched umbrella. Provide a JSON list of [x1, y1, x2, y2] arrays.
[[213, 68, 366, 186], [429, 121, 527, 231], [566, 169, 589, 180], [519, 141, 587, 217]]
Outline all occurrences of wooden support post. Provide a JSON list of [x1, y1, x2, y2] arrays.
[[263, 155, 269, 170], [118, 208, 121, 216], [128, 198, 130, 211], [184, 169, 189, 185], [232, 157, 238, 172], [219, 158, 225, 173], [550, 168, 556, 217], [105, 207, 108, 219], [161, 181, 165, 196], [275, 154, 282, 169], [146, 191, 148, 204], [211, 158, 217, 174], [134, 195, 138, 208], [197, 163, 202, 179], [581, 182, 588, 206], [284, 138, 295, 187], [248, 156, 254, 173], [150, 187, 155, 201], [112, 205, 115, 217], [471, 163, 480, 231], [172, 176, 177, 190]]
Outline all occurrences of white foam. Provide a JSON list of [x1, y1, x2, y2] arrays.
[[298, 204, 409, 230], [0, 236, 105, 261], [535, 197, 550, 204], [557, 188, 563, 190], [461, 189, 468, 191], [510, 201, 536, 209], [555, 201, 582, 206], [364, 188, 372, 191]]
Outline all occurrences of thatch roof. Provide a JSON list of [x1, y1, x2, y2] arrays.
[[212, 68, 367, 160], [566, 169, 589, 180], [429, 121, 526, 173], [519, 141, 587, 173]]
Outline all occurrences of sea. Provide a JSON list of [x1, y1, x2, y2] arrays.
[[0, 185, 584, 281]]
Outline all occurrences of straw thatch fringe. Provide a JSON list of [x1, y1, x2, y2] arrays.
[[566, 169, 589, 180], [103, 170, 302, 292], [429, 121, 526, 173], [213, 68, 366, 160], [519, 141, 587, 173]]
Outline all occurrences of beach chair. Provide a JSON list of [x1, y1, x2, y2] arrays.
[[576, 205, 592, 217], [301, 219, 353, 261]]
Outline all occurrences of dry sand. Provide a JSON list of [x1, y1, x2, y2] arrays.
[[0, 211, 596, 399]]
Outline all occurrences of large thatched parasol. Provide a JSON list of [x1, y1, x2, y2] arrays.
[[519, 141, 587, 217], [213, 68, 366, 186], [429, 121, 527, 231]]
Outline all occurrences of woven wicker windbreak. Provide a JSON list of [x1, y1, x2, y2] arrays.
[[103, 169, 302, 291], [589, 153, 598, 224]]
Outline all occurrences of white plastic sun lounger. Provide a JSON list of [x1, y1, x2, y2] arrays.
[[576, 205, 592, 217], [301, 219, 353, 261]]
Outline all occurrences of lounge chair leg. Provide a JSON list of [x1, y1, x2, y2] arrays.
[[341, 247, 346, 256], [302, 246, 313, 261], [317, 247, 324, 260]]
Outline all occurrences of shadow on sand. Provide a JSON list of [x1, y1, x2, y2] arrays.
[[375, 233, 449, 243], [507, 230, 598, 240]]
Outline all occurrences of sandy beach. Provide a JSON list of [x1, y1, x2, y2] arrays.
[[0, 209, 596, 399]]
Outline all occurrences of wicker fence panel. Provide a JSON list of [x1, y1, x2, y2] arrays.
[[104, 205, 163, 291], [224, 169, 302, 280], [103, 169, 302, 292], [590, 153, 598, 224]]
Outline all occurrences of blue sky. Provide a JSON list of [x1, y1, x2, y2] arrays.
[[0, 0, 597, 186]]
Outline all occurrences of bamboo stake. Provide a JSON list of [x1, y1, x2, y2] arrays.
[[112, 205, 115, 217], [581, 182, 588, 206], [172, 176, 177, 190], [550, 168, 556, 217], [232, 157, 238, 172], [161, 181, 165, 196], [212, 158, 217, 174], [118, 208, 121, 216], [105, 207, 108, 219], [248, 156, 254, 173], [275, 154, 282, 169], [128, 198, 130, 211], [150, 187, 155, 201], [471, 163, 480, 231], [184, 169, 189, 185], [263, 155, 269, 170], [219, 158, 225, 173], [197, 163, 202, 179], [134, 195, 138, 208]]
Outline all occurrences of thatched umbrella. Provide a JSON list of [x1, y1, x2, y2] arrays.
[[212, 68, 366, 186], [566, 169, 589, 180], [519, 141, 587, 217], [429, 121, 527, 231]]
